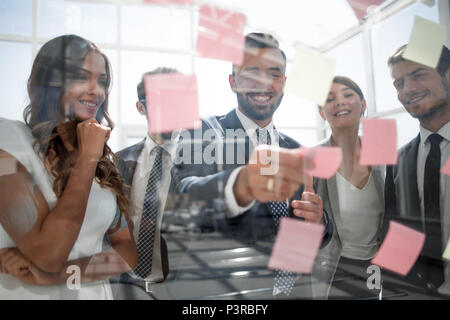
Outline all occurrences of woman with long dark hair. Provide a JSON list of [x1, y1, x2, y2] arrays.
[[0, 34, 137, 299]]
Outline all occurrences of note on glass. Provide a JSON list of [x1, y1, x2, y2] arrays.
[[441, 156, 450, 176], [443, 237, 450, 260], [145, 73, 200, 134], [371, 221, 425, 276], [403, 16, 446, 69], [196, 5, 246, 65], [360, 118, 397, 166], [286, 45, 335, 106], [268, 217, 324, 274], [301, 146, 342, 179]]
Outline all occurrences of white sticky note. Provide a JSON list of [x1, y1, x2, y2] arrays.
[[443, 237, 450, 261], [403, 16, 446, 68], [286, 45, 335, 106]]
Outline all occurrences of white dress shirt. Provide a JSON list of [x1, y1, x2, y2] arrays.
[[416, 121, 450, 294], [128, 134, 178, 282], [224, 108, 279, 218]]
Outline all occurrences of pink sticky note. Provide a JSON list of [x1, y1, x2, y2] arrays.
[[360, 118, 398, 165], [371, 221, 425, 276], [441, 156, 450, 176], [196, 5, 246, 65], [145, 73, 200, 134], [302, 146, 342, 179], [268, 217, 324, 274], [144, 0, 193, 4]]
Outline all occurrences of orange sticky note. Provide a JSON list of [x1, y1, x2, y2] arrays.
[[441, 156, 450, 176], [268, 217, 324, 274], [302, 146, 342, 179], [145, 73, 200, 134], [360, 118, 398, 165], [371, 221, 425, 276], [196, 5, 246, 65]]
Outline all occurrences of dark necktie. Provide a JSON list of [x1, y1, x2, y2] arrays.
[[257, 128, 296, 295], [135, 145, 164, 278], [422, 133, 444, 288], [256, 128, 271, 145]]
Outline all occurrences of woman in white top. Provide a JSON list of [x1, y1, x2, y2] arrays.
[[291, 76, 385, 299], [0, 35, 137, 299]]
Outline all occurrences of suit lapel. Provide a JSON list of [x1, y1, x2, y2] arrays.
[[401, 134, 421, 217]]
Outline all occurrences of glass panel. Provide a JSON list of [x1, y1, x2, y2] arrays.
[[102, 49, 119, 152], [383, 111, 420, 149], [195, 57, 236, 119], [277, 128, 319, 147], [120, 50, 192, 125], [0, 41, 32, 121], [38, 0, 117, 44], [325, 33, 367, 99], [0, 0, 32, 36], [371, 1, 439, 113], [121, 4, 192, 51]]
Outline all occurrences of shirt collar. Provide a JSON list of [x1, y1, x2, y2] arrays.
[[145, 131, 180, 159], [419, 121, 450, 146], [235, 107, 274, 131]]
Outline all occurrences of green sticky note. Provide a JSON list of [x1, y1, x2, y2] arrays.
[[403, 16, 446, 69], [286, 44, 335, 107]]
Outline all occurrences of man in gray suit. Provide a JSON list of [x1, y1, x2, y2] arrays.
[[385, 44, 450, 297], [114, 67, 180, 297]]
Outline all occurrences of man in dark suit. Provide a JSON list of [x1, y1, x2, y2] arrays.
[[384, 44, 450, 297], [113, 67, 181, 298], [172, 33, 332, 298]]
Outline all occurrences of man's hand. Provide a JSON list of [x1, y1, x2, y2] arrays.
[[234, 146, 315, 205], [291, 175, 323, 224]]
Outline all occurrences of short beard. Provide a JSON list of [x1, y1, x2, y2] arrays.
[[237, 92, 283, 121], [414, 78, 450, 121]]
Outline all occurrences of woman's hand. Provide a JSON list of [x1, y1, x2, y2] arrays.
[[76, 118, 111, 161], [291, 175, 324, 224], [0, 248, 58, 286]]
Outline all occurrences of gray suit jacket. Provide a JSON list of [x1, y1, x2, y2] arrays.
[[173, 109, 333, 244], [309, 137, 385, 299], [116, 140, 169, 280], [384, 134, 448, 292]]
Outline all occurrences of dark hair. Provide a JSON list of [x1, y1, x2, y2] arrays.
[[137, 67, 179, 103], [232, 32, 287, 75], [332, 76, 365, 102], [388, 44, 450, 78], [23, 34, 129, 233]]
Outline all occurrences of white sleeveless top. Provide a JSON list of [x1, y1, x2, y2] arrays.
[[336, 171, 383, 260], [0, 118, 116, 300]]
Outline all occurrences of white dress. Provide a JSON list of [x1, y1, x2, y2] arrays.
[[0, 118, 116, 300]]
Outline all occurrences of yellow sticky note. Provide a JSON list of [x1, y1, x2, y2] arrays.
[[403, 16, 446, 68], [443, 237, 450, 261], [286, 44, 335, 107]]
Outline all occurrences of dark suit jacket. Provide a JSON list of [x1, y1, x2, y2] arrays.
[[384, 133, 445, 291], [173, 109, 333, 245], [116, 140, 169, 280]]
